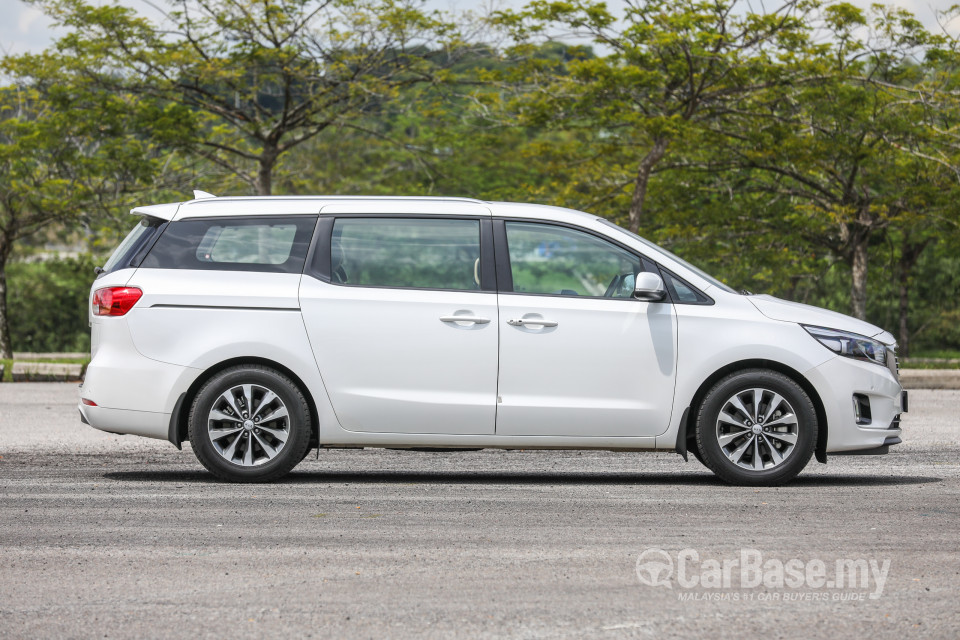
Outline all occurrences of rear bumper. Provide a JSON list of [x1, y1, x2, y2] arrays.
[[78, 403, 170, 440], [79, 316, 201, 440]]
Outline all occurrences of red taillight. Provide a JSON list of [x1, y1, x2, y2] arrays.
[[81, 398, 98, 406], [92, 287, 143, 316]]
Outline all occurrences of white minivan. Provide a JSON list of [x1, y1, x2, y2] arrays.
[[79, 193, 906, 485]]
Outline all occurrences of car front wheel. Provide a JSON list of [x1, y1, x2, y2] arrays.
[[188, 365, 312, 482], [694, 369, 817, 486]]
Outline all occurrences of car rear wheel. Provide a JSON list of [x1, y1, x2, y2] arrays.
[[694, 369, 817, 486], [188, 365, 311, 482]]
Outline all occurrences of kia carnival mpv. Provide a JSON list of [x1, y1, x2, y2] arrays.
[[80, 193, 906, 485]]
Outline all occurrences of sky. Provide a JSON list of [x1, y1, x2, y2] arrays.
[[0, 0, 956, 55]]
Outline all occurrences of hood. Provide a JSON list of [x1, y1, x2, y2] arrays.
[[748, 295, 895, 344]]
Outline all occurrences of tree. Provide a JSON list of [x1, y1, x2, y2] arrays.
[[0, 48, 171, 357], [34, 0, 460, 195], [492, 0, 814, 232], [882, 7, 960, 351], [0, 88, 149, 356], [719, 3, 954, 320]]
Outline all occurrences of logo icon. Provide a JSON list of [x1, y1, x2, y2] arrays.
[[635, 548, 674, 588]]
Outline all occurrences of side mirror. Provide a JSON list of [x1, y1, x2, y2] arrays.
[[633, 272, 667, 302]]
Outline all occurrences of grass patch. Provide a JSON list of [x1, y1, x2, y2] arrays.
[[0, 357, 91, 382], [907, 349, 960, 360], [900, 359, 960, 370]]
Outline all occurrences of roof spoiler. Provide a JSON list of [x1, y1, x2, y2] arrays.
[[130, 202, 180, 221]]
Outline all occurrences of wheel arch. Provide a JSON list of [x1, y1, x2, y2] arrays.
[[168, 357, 320, 450], [679, 359, 828, 464]]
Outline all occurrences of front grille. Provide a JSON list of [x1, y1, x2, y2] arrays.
[[888, 346, 900, 381]]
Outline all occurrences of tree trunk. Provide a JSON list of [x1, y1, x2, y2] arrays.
[[850, 235, 868, 321], [897, 236, 932, 358], [842, 207, 874, 321], [256, 147, 277, 196], [0, 236, 11, 359], [627, 138, 669, 234], [898, 266, 909, 357]]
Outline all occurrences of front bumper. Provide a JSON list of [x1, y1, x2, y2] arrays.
[[805, 356, 904, 453]]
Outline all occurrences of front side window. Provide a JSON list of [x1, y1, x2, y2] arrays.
[[596, 217, 738, 294], [661, 269, 711, 304], [505, 222, 642, 298], [332, 218, 481, 291], [141, 216, 316, 273]]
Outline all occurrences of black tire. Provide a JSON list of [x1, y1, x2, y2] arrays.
[[690, 444, 706, 466], [188, 365, 312, 482], [694, 369, 817, 486]]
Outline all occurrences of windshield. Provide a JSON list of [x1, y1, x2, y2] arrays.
[[595, 218, 739, 294]]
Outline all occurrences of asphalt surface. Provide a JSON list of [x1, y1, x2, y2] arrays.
[[1, 384, 958, 639]]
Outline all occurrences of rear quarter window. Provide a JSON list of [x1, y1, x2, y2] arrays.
[[99, 216, 167, 277], [140, 216, 317, 273]]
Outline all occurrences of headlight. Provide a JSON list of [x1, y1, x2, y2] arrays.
[[803, 325, 887, 367]]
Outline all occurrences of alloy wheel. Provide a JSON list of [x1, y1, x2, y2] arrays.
[[714, 387, 799, 471], [206, 383, 290, 467]]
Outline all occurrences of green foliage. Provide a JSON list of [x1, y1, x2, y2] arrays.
[[491, 0, 817, 231], [0, 53, 181, 356], [6, 257, 95, 353], [1, 0, 959, 357], [34, 0, 463, 195]]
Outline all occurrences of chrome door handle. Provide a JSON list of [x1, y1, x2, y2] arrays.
[[440, 315, 490, 324], [507, 318, 558, 327]]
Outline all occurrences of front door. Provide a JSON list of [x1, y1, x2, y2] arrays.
[[495, 220, 678, 437]]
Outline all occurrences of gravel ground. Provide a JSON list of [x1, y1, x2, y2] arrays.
[[0, 384, 958, 639]]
